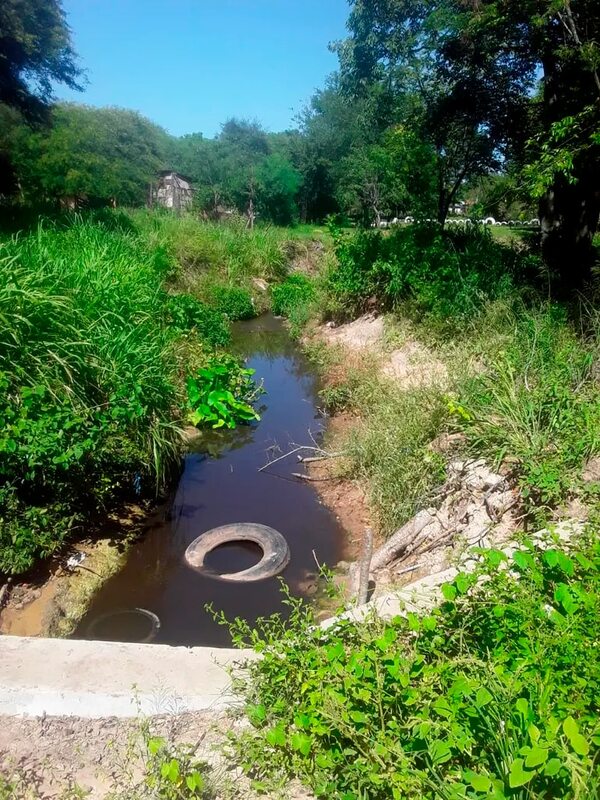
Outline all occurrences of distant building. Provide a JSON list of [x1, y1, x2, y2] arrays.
[[149, 171, 194, 211]]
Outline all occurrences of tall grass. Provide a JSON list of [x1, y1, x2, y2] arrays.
[[0, 219, 184, 573], [128, 210, 290, 286]]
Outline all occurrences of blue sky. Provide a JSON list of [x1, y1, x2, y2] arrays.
[[55, 0, 349, 138]]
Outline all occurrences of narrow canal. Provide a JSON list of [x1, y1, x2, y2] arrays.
[[75, 315, 344, 647]]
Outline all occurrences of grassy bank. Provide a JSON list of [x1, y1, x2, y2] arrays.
[[0, 211, 309, 577], [226, 223, 600, 799], [278, 224, 600, 533]]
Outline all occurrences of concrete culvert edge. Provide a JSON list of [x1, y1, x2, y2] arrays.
[[185, 523, 290, 582]]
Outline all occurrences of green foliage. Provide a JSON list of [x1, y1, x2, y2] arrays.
[[226, 534, 600, 799], [0, 217, 188, 573], [128, 211, 289, 284], [166, 294, 231, 347], [326, 224, 537, 323], [208, 285, 256, 321], [145, 736, 209, 799], [0, 0, 82, 120], [9, 103, 169, 205], [271, 274, 316, 317], [453, 305, 600, 515], [186, 354, 261, 430]]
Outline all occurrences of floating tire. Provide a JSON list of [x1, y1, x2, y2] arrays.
[[185, 523, 290, 582], [87, 607, 160, 643]]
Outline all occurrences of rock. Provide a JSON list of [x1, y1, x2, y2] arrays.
[[582, 456, 600, 482], [450, 460, 504, 492], [485, 489, 518, 522]]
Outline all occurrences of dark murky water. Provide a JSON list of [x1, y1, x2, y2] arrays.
[[75, 315, 344, 647]]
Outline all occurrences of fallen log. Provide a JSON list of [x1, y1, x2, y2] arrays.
[[370, 509, 435, 572]]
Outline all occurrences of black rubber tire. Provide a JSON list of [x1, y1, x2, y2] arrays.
[[184, 523, 290, 582], [87, 607, 160, 643]]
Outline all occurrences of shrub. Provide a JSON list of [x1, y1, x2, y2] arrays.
[[225, 534, 600, 799], [325, 224, 539, 323], [166, 293, 231, 347], [209, 285, 256, 320]]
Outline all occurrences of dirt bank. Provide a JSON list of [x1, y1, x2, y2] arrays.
[[0, 503, 164, 639]]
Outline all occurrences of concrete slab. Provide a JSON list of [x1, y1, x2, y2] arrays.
[[0, 636, 255, 718]]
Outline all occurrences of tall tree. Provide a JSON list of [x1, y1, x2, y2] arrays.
[[10, 104, 168, 205], [0, 0, 82, 120], [337, 0, 600, 288]]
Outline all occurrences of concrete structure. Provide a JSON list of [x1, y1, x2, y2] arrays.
[[0, 636, 254, 718]]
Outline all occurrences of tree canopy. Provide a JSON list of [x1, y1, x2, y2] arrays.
[[0, 0, 82, 120]]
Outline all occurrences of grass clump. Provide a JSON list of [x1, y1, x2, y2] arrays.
[[166, 293, 231, 347], [208, 285, 256, 320], [450, 303, 600, 517], [271, 274, 317, 335], [128, 210, 289, 284], [0, 218, 187, 574], [226, 533, 600, 799]]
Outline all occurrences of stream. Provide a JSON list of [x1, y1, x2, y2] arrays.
[[75, 314, 344, 647]]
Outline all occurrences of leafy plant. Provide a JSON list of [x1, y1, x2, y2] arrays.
[[208, 285, 256, 320], [166, 293, 231, 347], [224, 533, 600, 799], [271, 274, 315, 317], [144, 736, 209, 799], [186, 354, 262, 430], [325, 224, 538, 324]]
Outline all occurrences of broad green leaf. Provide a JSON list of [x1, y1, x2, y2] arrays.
[[525, 747, 548, 768], [475, 687, 493, 707], [441, 583, 457, 601], [508, 758, 534, 788], [468, 772, 492, 792]]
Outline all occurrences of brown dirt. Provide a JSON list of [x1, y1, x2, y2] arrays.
[[0, 503, 165, 639], [0, 710, 312, 799], [307, 415, 379, 563]]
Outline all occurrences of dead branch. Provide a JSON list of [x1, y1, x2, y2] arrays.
[[357, 528, 374, 605], [370, 510, 435, 572], [291, 472, 335, 482]]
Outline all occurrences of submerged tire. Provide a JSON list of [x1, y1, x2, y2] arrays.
[[185, 523, 290, 582], [87, 608, 160, 643]]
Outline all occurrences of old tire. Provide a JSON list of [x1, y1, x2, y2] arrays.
[[185, 523, 290, 582], [87, 608, 160, 643]]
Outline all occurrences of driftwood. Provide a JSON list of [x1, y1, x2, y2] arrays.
[[357, 528, 374, 605], [370, 510, 435, 572]]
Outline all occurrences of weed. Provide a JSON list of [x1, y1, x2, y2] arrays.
[[225, 533, 600, 799], [186, 354, 262, 430], [208, 285, 256, 321]]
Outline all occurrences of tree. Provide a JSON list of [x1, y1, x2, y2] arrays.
[[10, 104, 169, 205], [256, 153, 301, 226], [0, 0, 82, 120], [337, 0, 600, 288]]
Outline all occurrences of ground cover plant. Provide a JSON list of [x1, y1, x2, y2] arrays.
[[186, 354, 262, 430], [0, 212, 283, 576], [226, 532, 600, 799]]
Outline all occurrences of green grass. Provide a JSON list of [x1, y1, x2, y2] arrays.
[[0, 218, 188, 573]]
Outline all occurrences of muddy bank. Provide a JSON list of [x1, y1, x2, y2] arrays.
[[0, 504, 158, 638]]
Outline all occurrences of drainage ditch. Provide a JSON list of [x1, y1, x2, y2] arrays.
[[75, 314, 344, 647]]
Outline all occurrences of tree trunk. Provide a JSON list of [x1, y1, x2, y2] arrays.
[[540, 166, 600, 292], [540, 45, 600, 292]]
